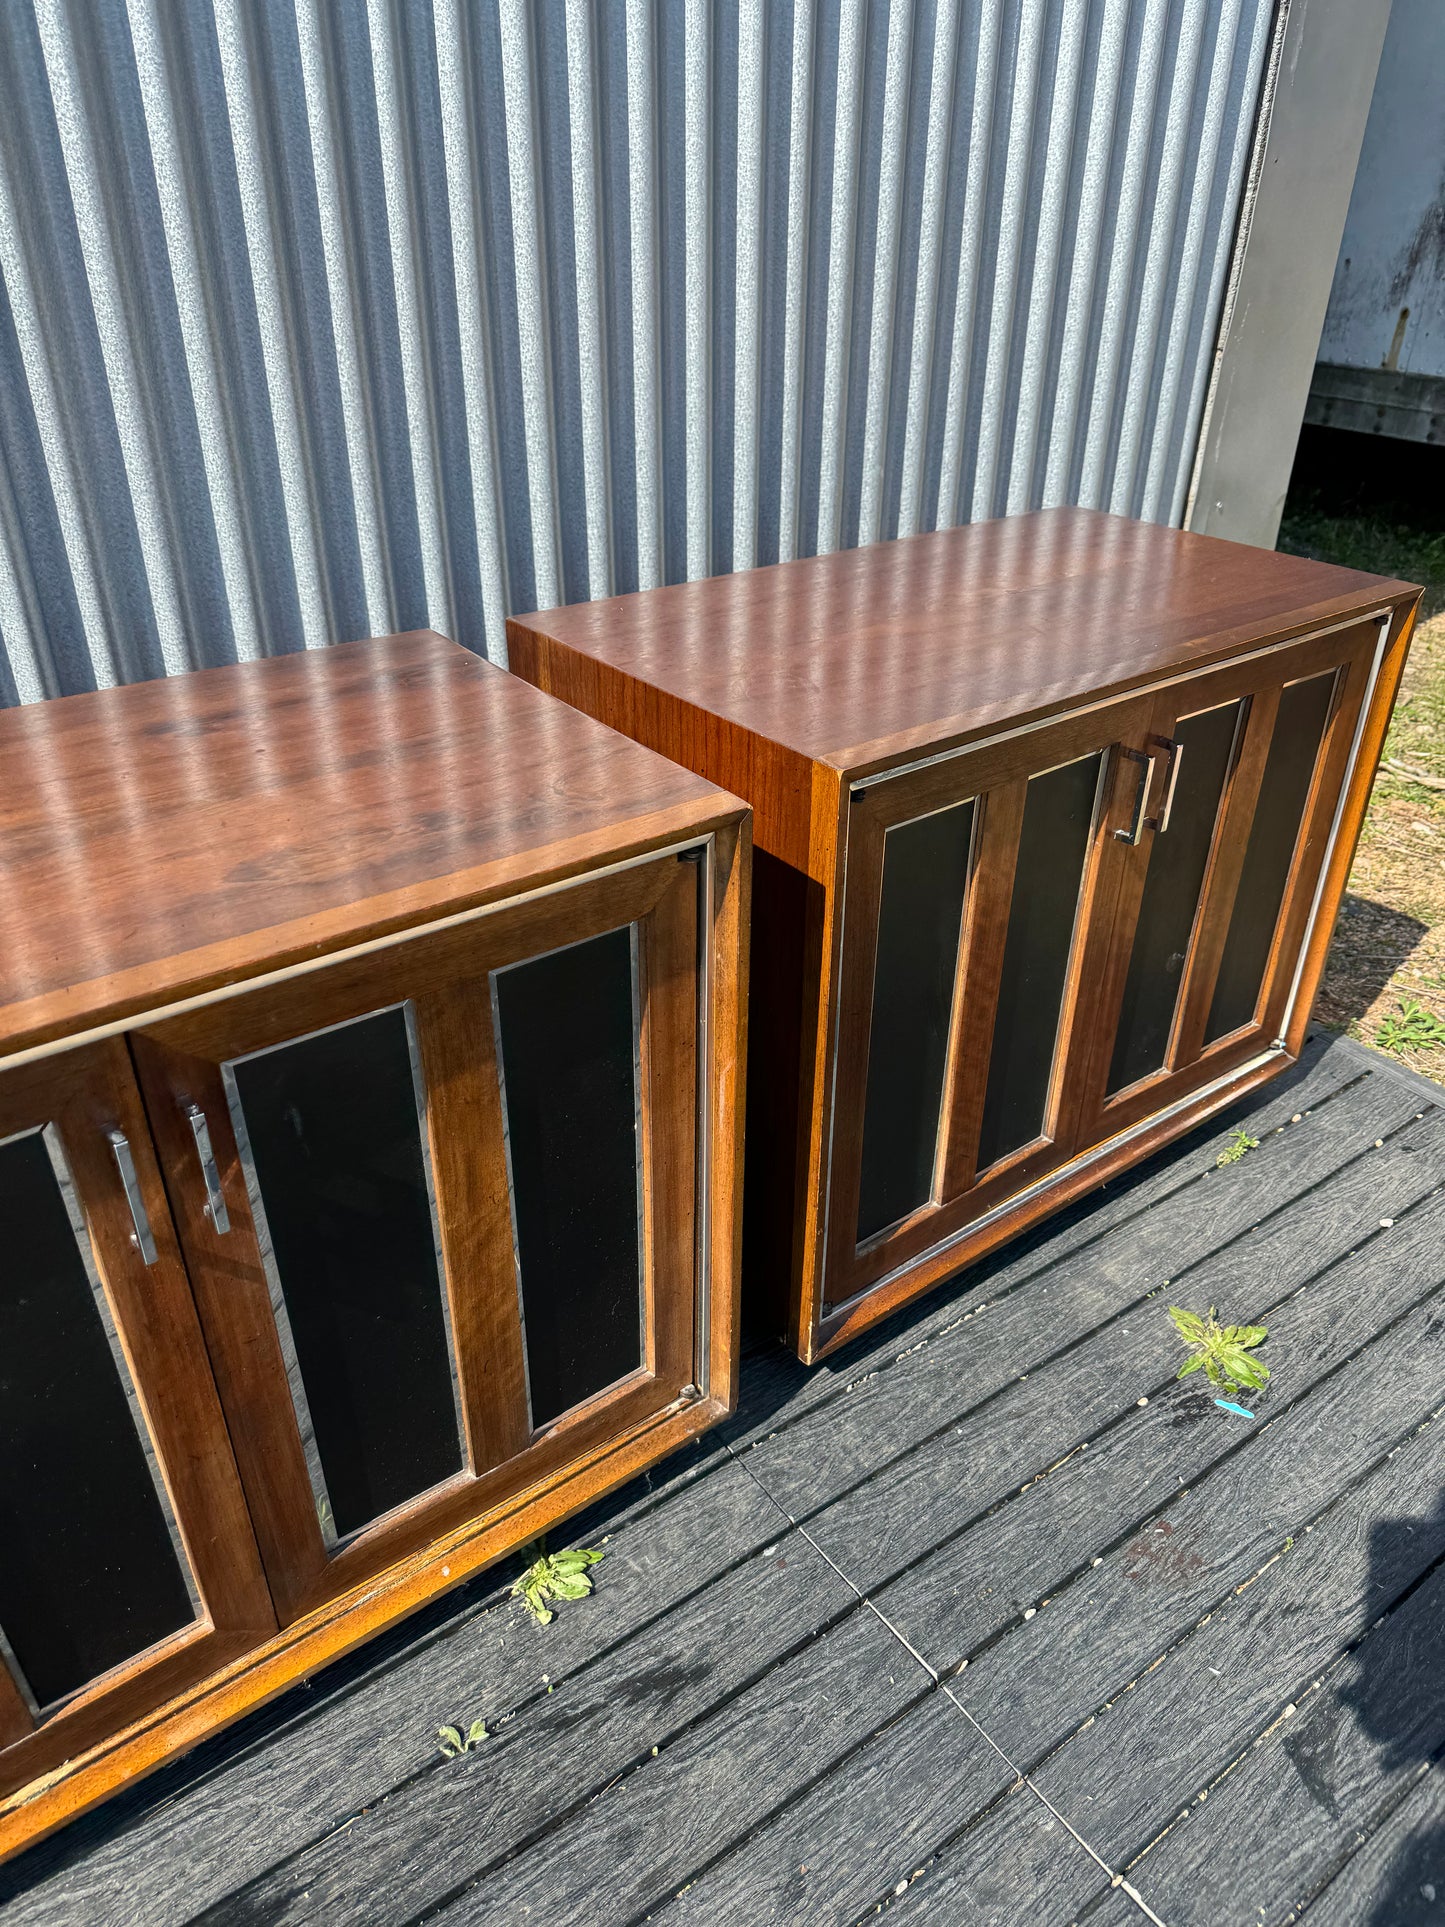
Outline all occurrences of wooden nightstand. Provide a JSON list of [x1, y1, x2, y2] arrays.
[[0, 632, 747, 1853], [509, 508, 1418, 1363]]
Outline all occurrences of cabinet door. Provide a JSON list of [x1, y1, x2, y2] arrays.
[[0, 1042, 274, 1799], [1075, 618, 1380, 1146], [131, 855, 699, 1623], [823, 692, 1157, 1312]]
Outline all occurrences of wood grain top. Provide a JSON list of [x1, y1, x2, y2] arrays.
[[511, 508, 1418, 774], [0, 632, 739, 1055]]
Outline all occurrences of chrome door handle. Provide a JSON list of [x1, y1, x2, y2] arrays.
[[186, 1105, 231, 1234], [1153, 735, 1184, 834], [1114, 747, 1155, 846], [109, 1129, 158, 1264]]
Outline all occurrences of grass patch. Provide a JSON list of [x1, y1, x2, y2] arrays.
[[1279, 479, 1445, 1087], [1279, 494, 1445, 620]]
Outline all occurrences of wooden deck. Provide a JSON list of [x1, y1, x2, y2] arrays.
[[5, 1032, 1445, 1927]]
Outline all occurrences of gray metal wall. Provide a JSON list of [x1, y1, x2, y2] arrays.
[[0, 0, 1277, 707], [1301, 0, 1445, 445], [1319, 0, 1444, 385]]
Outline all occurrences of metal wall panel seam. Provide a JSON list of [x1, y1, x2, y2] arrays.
[[561, 0, 611, 603], [0, 90, 108, 694], [937, 0, 1004, 528], [1110, 0, 1211, 518], [1179, 0, 1286, 529], [1006, 0, 1088, 513], [731, 0, 762, 575], [126, 0, 262, 662], [0, 433, 46, 703], [35, 0, 193, 676], [1042, 0, 1131, 507], [1143, 0, 1249, 523], [855, 0, 912, 549], [213, 0, 331, 649], [896, 0, 961, 539], [291, 0, 390, 638], [1078, 0, 1170, 509], [776, 0, 814, 565], [815, 0, 865, 558], [369, 0, 453, 638], [969, 0, 1049, 522], [499, 0, 560, 612], [683, 0, 711, 579], [624, 0, 661, 591], [434, 0, 509, 648]]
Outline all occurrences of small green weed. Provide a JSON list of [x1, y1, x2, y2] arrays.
[[1375, 1000, 1445, 1055], [1215, 1129, 1259, 1168], [437, 1717, 488, 1757], [1168, 1305, 1270, 1396], [511, 1543, 604, 1625]]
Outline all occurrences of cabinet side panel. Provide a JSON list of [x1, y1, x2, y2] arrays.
[[511, 619, 837, 1356], [508, 623, 813, 872], [741, 848, 816, 1340]]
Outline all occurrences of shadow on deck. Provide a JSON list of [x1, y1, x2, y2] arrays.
[[4, 1033, 1445, 1927]]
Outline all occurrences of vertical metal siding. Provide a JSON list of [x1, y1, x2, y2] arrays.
[[0, 0, 1276, 706]]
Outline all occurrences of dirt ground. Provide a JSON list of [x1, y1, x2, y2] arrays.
[[1279, 471, 1445, 1086]]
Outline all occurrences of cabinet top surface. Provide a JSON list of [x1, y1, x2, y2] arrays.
[[0, 632, 737, 1055], [513, 508, 1418, 771]]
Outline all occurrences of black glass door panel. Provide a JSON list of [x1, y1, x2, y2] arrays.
[[493, 926, 645, 1429], [224, 1003, 465, 1545], [1206, 672, 1337, 1044], [856, 800, 974, 1242], [1108, 702, 1243, 1093], [976, 753, 1102, 1172], [0, 1127, 196, 1712]]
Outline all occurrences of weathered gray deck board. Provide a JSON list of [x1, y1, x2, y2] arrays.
[[1031, 1398, 1445, 1863], [197, 1527, 862, 1927], [940, 1280, 1445, 1761], [720, 1036, 1352, 1464], [729, 1044, 1372, 1510], [877, 1783, 1117, 1925], [869, 1125, 1445, 1677], [432, 1607, 929, 1925], [1125, 1551, 1445, 1925], [792, 1098, 1445, 1597], [2, 1035, 1443, 1927], [1301, 1758, 1445, 1926], [650, 1690, 1013, 1926]]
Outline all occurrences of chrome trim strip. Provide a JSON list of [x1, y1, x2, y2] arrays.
[[824, 1045, 1286, 1320], [629, 920, 649, 1380], [692, 842, 713, 1397], [222, 999, 466, 1551], [845, 608, 1394, 794], [1277, 614, 1393, 1043], [0, 1621, 40, 1723]]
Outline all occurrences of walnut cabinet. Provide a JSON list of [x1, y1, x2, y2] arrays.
[[508, 507, 1419, 1364], [0, 635, 747, 1855]]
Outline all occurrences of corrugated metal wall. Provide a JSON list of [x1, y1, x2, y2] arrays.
[[0, 0, 1277, 707]]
